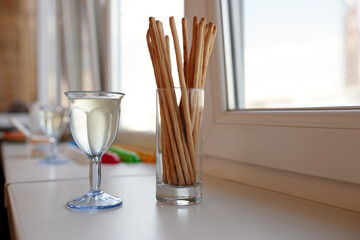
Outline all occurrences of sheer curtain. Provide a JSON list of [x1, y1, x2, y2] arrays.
[[37, 0, 114, 107]]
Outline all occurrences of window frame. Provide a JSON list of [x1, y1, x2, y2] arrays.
[[185, 0, 360, 211]]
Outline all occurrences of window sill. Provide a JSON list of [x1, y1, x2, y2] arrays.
[[6, 174, 360, 239], [115, 129, 155, 150], [2, 141, 360, 239], [203, 154, 360, 213]]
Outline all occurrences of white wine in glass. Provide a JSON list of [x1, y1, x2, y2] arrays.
[[65, 91, 125, 210], [38, 106, 68, 164]]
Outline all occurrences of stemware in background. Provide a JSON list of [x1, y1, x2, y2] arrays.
[[65, 91, 125, 210], [38, 105, 68, 164]]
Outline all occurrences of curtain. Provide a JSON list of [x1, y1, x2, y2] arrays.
[[37, 0, 111, 106]]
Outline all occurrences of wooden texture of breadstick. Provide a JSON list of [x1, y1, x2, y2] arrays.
[[187, 17, 198, 88], [147, 32, 169, 183], [208, 26, 217, 63], [170, 16, 196, 183], [193, 19, 205, 88], [156, 21, 171, 78], [147, 16, 217, 187], [195, 25, 216, 148], [182, 18, 189, 85], [161, 109, 179, 185], [157, 27, 193, 185], [156, 78, 180, 185], [191, 23, 214, 145], [159, 91, 185, 185], [148, 18, 186, 185], [201, 23, 214, 87], [150, 17, 192, 185], [146, 31, 160, 87], [187, 18, 200, 135], [192, 91, 203, 149], [190, 20, 205, 130], [165, 35, 171, 68], [146, 24, 184, 186], [147, 31, 180, 185], [160, 108, 169, 184], [180, 18, 189, 128], [159, 90, 179, 185], [160, 93, 180, 185], [194, 24, 216, 145]]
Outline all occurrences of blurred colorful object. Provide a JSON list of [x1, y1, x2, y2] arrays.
[[3, 130, 26, 141], [101, 151, 121, 164], [113, 144, 155, 163], [108, 146, 141, 163]]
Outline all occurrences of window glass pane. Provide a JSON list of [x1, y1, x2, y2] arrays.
[[226, 0, 360, 109], [117, 0, 184, 131]]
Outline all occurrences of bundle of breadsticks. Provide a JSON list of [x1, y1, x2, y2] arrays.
[[147, 16, 217, 186]]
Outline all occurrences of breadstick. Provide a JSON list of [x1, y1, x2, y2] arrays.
[[147, 30, 180, 185], [170, 16, 196, 183], [208, 26, 217, 62], [182, 18, 189, 85], [148, 18, 186, 185], [201, 23, 214, 88], [146, 30, 160, 87], [160, 93, 179, 185], [156, 24, 193, 185], [190, 20, 205, 130], [150, 17, 193, 185], [202, 25, 217, 88], [165, 35, 171, 73], [187, 17, 198, 88], [160, 109, 169, 184], [147, 17, 217, 187], [159, 91, 185, 185], [193, 19, 205, 88]]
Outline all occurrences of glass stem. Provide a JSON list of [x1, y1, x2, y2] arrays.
[[50, 137, 58, 158], [90, 156, 101, 192]]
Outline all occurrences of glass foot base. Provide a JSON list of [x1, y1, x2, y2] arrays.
[[156, 183, 202, 205], [66, 190, 123, 210], [39, 156, 68, 165]]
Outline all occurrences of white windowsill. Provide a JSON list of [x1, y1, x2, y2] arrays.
[[5, 174, 360, 240], [2, 140, 360, 239], [203, 155, 360, 213]]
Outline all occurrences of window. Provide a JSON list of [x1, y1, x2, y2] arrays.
[[225, 0, 360, 110], [37, 0, 184, 134], [192, 0, 360, 211], [118, 0, 184, 132]]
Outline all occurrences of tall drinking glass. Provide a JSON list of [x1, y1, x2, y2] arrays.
[[65, 91, 125, 210], [38, 105, 68, 164]]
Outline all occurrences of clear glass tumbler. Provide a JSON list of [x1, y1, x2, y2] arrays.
[[65, 91, 125, 210], [156, 88, 204, 205]]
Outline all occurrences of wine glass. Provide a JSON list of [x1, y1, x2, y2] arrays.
[[65, 91, 125, 210], [38, 105, 68, 164]]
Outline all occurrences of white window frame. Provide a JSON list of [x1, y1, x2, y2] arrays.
[[186, 0, 360, 212]]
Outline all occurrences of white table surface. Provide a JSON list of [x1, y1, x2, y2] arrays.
[[6, 175, 360, 240], [1, 142, 155, 185]]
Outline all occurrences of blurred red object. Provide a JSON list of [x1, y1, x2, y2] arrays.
[[101, 151, 121, 164], [3, 131, 26, 141]]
